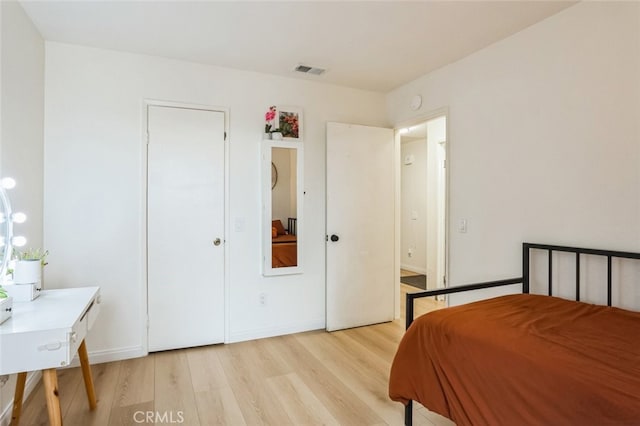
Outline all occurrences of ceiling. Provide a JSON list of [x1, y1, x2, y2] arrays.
[[20, 1, 576, 93]]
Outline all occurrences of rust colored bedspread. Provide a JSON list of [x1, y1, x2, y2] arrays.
[[272, 242, 297, 268], [389, 294, 640, 425]]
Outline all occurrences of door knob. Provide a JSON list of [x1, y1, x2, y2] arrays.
[[213, 238, 221, 246], [330, 234, 339, 242]]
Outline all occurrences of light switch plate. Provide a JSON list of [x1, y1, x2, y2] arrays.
[[234, 217, 245, 232]]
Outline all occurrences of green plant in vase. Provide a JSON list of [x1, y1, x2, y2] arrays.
[[270, 128, 283, 140], [16, 248, 49, 267]]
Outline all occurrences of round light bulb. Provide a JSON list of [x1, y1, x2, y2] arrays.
[[11, 212, 27, 223], [0, 177, 16, 189], [12, 236, 27, 247]]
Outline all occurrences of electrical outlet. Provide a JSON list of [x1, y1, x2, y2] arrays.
[[259, 292, 267, 307], [408, 248, 413, 258]]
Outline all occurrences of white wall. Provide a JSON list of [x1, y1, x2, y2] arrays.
[[0, 1, 44, 422], [400, 137, 427, 274], [387, 2, 640, 304], [43, 42, 388, 359]]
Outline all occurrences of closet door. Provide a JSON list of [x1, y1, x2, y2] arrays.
[[147, 105, 225, 351]]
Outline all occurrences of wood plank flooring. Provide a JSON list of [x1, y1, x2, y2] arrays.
[[17, 284, 451, 426]]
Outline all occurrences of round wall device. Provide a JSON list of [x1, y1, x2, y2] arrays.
[[410, 95, 422, 111]]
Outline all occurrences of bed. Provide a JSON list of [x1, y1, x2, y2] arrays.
[[389, 243, 640, 426], [272, 219, 297, 268]]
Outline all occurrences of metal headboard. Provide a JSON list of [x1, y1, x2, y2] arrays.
[[522, 242, 640, 306], [406, 242, 640, 329]]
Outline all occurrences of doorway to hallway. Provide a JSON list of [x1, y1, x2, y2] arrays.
[[398, 114, 447, 297]]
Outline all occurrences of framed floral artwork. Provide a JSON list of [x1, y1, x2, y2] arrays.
[[276, 106, 303, 141]]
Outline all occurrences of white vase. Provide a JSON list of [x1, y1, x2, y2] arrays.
[[263, 132, 272, 140], [13, 260, 41, 284], [271, 132, 283, 140]]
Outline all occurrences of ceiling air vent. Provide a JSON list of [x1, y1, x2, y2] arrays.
[[294, 64, 326, 76]]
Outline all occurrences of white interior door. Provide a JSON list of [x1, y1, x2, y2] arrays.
[[147, 105, 225, 351], [326, 122, 395, 331]]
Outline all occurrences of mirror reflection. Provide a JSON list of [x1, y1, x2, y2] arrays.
[[270, 147, 297, 268]]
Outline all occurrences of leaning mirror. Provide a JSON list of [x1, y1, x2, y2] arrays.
[[262, 140, 303, 275]]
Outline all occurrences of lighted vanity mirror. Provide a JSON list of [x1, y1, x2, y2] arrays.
[[0, 178, 18, 277], [262, 140, 303, 275]]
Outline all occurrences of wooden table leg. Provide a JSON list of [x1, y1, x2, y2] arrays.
[[78, 339, 97, 410], [42, 369, 62, 426], [11, 371, 27, 425]]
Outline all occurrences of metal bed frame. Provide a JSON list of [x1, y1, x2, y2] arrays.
[[402, 242, 640, 426], [287, 217, 297, 236]]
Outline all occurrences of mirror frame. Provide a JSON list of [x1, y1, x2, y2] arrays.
[[0, 183, 14, 277], [262, 139, 304, 276]]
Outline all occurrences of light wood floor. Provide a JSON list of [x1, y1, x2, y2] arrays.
[[17, 284, 450, 426]]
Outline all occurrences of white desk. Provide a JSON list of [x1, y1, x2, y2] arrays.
[[0, 287, 101, 426]]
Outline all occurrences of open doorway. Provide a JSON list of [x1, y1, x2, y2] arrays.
[[398, 114, 448, 319]]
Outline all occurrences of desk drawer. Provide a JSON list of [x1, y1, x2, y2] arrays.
[[68, 321, 87, 363], [1, 329, 70, 374], [87, 294, 101, 331], [67, 293, 100, 360], [0, 297, 12, 325]]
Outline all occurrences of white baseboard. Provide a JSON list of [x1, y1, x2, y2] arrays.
[[0, 371, 42, 426], [68, 345, 147, 368], [228, 319, 325, 343], [400, 264, 427, 275], [88, 344, 147, 364]]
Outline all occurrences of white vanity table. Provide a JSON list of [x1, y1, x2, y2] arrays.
[[0, 286, 101, 426]]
